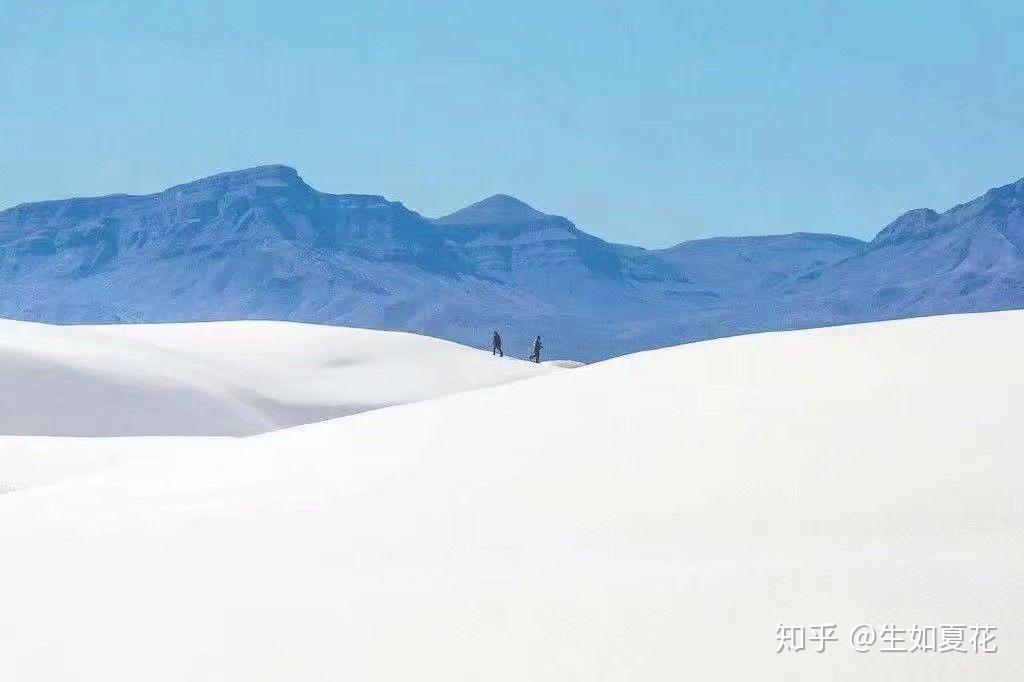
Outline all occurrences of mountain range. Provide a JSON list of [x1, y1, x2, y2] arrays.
[[1, 164, 1021, 360]]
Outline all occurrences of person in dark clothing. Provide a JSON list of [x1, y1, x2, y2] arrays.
[[492, 330, 503, 357], [528, 335, 543, 363]]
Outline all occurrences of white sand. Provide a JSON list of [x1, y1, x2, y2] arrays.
[[1, 312, 1021, 679], [0, 319, 559, 436]]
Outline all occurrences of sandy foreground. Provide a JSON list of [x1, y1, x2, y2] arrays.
[[1, 312, 1021, 680]]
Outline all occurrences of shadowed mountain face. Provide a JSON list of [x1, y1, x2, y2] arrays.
[[1, 165, 1022, 360], [653, 232, 866, 298], [793, 179, 1024, 317]]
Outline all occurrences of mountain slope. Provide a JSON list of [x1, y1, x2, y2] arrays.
[[2, 165, 1024, 359], [654, 232, 866, 297], [0, 165, 463, 324], [2, 311, 1021, 679], [781, 176, 1024, 326], [0, 167, 719, 360]]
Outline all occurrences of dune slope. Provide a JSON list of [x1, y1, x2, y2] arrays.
[[1, 312, 1022, 680], [0, 319, 559, 436]]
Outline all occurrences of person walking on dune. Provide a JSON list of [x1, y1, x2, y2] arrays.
[[528, 335, 543, 363], [492, 330, 503, 357]]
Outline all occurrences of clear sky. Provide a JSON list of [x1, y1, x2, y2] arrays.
[[2, 0, 1023, 246]]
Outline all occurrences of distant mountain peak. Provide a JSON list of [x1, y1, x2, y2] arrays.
[[435, 194, 550, 225], [868, 207, 943, 249], [982, 176, 1024, 200], [164, 164, 309, 195]]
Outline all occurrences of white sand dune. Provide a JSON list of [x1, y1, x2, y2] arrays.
[[1, 312, 1022, 680], [0, 319, 559, 436]]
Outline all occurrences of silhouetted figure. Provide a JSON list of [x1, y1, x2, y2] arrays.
[[528, 335, 543, 363], [492, 330, 503, 357]]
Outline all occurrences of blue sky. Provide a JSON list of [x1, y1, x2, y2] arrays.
[[2, 0, 1022, 246]]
